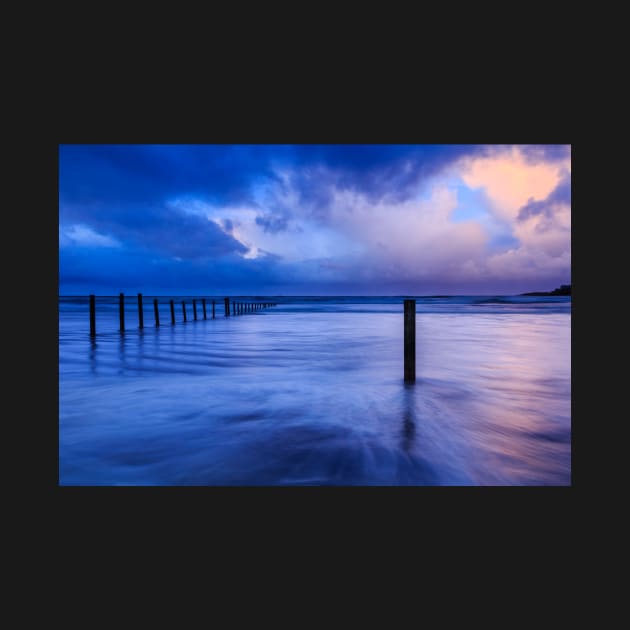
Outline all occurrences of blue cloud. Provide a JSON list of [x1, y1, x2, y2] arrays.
[[520, 144, 571, 164], [517, 172, 571, 222], [61, 201, 247, 260]]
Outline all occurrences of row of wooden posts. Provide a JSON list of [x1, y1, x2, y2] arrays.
[[89, 294, 277, 336], [88, 295, 417, 382]]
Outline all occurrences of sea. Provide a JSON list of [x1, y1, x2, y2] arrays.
[[59, 295, 571, 485]]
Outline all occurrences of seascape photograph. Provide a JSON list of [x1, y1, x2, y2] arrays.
[[59, 144, 571, 485]]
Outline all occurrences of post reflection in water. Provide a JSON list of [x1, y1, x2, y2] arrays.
[[117, 332, 126, 375], [89, 338, 97, 375], [401, 382, 416, 453]]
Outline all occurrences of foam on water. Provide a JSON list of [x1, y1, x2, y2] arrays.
[[59, 296, 571, 485]]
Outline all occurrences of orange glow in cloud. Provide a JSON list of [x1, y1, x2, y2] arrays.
[[460, 147, 567, 221]]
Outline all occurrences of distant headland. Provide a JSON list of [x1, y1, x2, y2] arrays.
[[520, 284, 571, 297]]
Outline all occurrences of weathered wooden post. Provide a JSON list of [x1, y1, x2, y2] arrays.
[[182, 300, 187, 322], [170, 299, 175, 324], [89, 294, 96, 337], [137, 293, 144, 329], [404, 299, 416, 383], [212, 300, 216, 319], [154, 298, 159, 327], [224, 297, 230, 317], [193, 299, 198, 320], [119, 293, 125, 331], [232, 302, 236, 316], [202, 298, 207, 320]]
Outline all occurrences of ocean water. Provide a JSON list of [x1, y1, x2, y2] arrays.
[[59, 295, 571, 485]]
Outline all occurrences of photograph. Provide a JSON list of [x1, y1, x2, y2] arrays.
[[58, 144, 571, 485]]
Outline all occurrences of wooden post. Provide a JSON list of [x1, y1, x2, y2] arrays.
[[89, 294, 96, 337], [404, 299, 416, 383], [224, 297, 230, 317], [232, 302, 236, 316], [202, 298, 207, 320], [212, 300, 215, 319], [170, 299, 175, 324], [154, 298, 159, 327], [193, 299, 198, 320], [182, 300, 187, 322], [119, 293, 125, 331], [137, 293, 144, 329]]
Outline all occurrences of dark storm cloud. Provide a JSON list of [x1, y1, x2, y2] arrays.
[[60, 145, 486, 248], [61, 201, 248, 259], [255, 213, 290, 233], [59, 144, 286, 206], [288, 144, 488, 205], [60, 144, 485, 209]]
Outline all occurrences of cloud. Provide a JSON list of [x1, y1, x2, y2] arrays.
[[458, 146, 567, 222], [59, 224, 121, 248], [255, 213, 290, 233], [517, 172, 571, 221], [59, 145, 571, 294], [512, 175, 571, 259], [520, 144, 571, 164], [60, 200, 249, 260]]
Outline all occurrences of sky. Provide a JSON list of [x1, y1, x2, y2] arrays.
[[59, 144, 571, 295]]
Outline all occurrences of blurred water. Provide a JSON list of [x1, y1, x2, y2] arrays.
[[59, 295, 571, 485]]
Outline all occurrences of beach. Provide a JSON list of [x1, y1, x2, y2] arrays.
[[59, 295, 571, 485]]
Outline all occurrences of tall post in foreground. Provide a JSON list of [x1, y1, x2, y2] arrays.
[[212, 300, 215, 319], [202, 298, 207, 320], [137, 293, 144, 329], [89, 294, 96, 337], [170, 299, 175, 324], [154, 298, 160, 327], [224, 297, 230, 317], [182, 300, 187, 322], [193, 299, 198, 320], [119, 293, 125, 332], [404, 299, 416, 383]]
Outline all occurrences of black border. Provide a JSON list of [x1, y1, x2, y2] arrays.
[[42, 100, 576, 549]]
